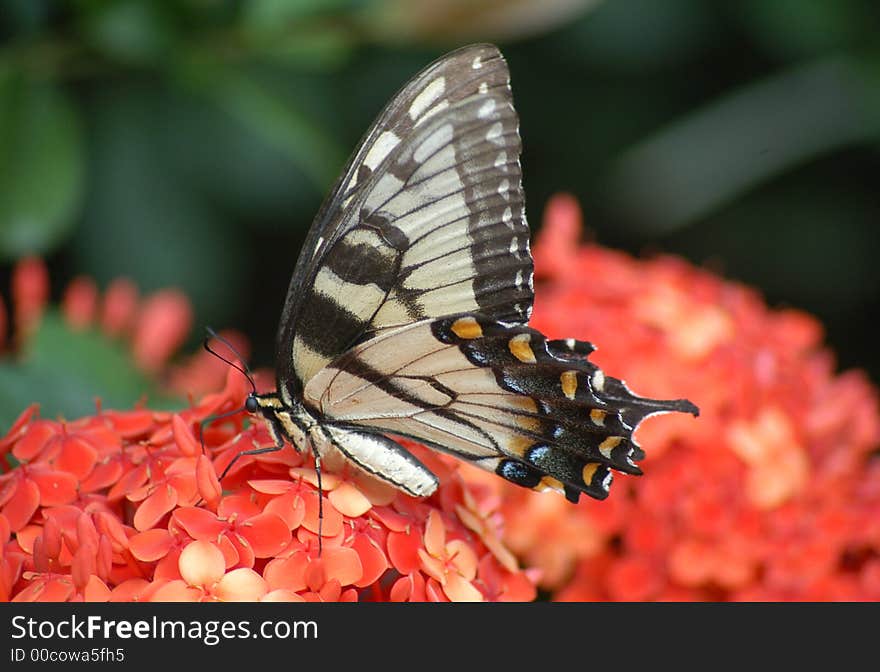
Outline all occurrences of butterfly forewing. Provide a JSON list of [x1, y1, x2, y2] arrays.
[[275, 44, 531, 402]]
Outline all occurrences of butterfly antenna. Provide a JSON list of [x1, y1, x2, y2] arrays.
[[199, 327, 258, 458], [203, 326, 257, 396]]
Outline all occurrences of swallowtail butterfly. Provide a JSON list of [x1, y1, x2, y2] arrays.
[[239, 44, 698, 504]]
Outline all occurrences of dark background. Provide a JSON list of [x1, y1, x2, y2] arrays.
[[2, 0, 879, 422]]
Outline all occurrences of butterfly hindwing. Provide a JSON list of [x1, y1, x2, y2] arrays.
[[275, 44, 531, 403], [303, 313, 698, 502]]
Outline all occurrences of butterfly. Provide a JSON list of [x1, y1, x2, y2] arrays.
[[234, 43, 698, 504]]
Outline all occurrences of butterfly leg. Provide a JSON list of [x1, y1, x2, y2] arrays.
[[311, 444, 324, 554], [217, 437, 285, 482]]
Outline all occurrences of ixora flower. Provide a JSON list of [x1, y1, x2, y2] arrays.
[[457, 193, 880, 601], [0, 257, 535, 602], [1, 281, 536, 605], [0, 367, 536, 601], [3, 193, 879, 602]]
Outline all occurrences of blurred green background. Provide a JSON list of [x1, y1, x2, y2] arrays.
[[2, 0, 879, 425]]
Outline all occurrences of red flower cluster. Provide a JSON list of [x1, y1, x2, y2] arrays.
[[0, 257, 250, 398], [0, 370, 535, 602], [4, 191, 879, 602], [465, 194, 880, 600]]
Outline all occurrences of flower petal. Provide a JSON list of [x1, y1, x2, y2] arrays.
[[261, 589, 306, 602], [322, 547, 363, 588], [196, 455, 222, 508], [109, 463, 148, 501], [238, 513, 292, 558], [149, 579, 202, 602], [11, 421, 57, 462], [13, 577, 74, 602], [247, 479, 295, 495], [328, 482, 372, 517], [0, 404, 39, 453], [417, 549, 447, 584], [80, 458, 124, 493], [217, 493, 261, 520], [109, 578, 151, 602], [423, 510, 446, 558], [30, 470, 78, 507], [387, 528, 423, 574], [172, 506, 225, 539], [446, 539, 478, 581], [129, 529, 174, 562], [133, 485, 178, 531], [55, 436, 98, 480], [443, 572, 484, 602], [172, 415, 200, 457], [2, 478, 40, 531], [179, 540, 225, 588], [264, 491, 306, 531], [351, 534, 388, 588], [300, 492, 343, 537], [263, 553, 309, 593], [214, 567, 267, 601], [105, 409, 154, 440]]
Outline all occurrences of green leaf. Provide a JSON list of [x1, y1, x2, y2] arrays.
[[737, 0, 863, 59], [600, 57, 879, 236], [181, 66, 345, 189], [556, 0, 714, 71], [0, 74, 84, 260], [72, 83, 249, 328], [249, 26, 355, 69], [0, 311, 182, 428], [80, 0, 177, 66], [243, 0, 365, 27]]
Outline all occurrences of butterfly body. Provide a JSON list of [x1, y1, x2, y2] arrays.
[[243, 44, 698, 503]]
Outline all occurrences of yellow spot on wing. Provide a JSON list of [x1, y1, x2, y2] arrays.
[[582, 463, 600, 485], [515, 414, 540, 432], [507, 435, 533, 457], [451, 316, 483, 339], [599, 436, 623, 458], [560, 370, 578, 399], [590, 409, 607, 426], [599, 436, 622, 451], [511, 396, 538, 413], [535, 476, 565, 494], [509, 333, 536, 363]]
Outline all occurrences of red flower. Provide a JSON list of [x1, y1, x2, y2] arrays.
[[1, 358, 533, 602], [1, 258, 532, 601], [8, 191, 875, 602], [0, 257, 242, 400], [476, 193, 880, 601], [131, 290, 193, 374], [148, 540, 269, 602], [11, 256, 49, 346]]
